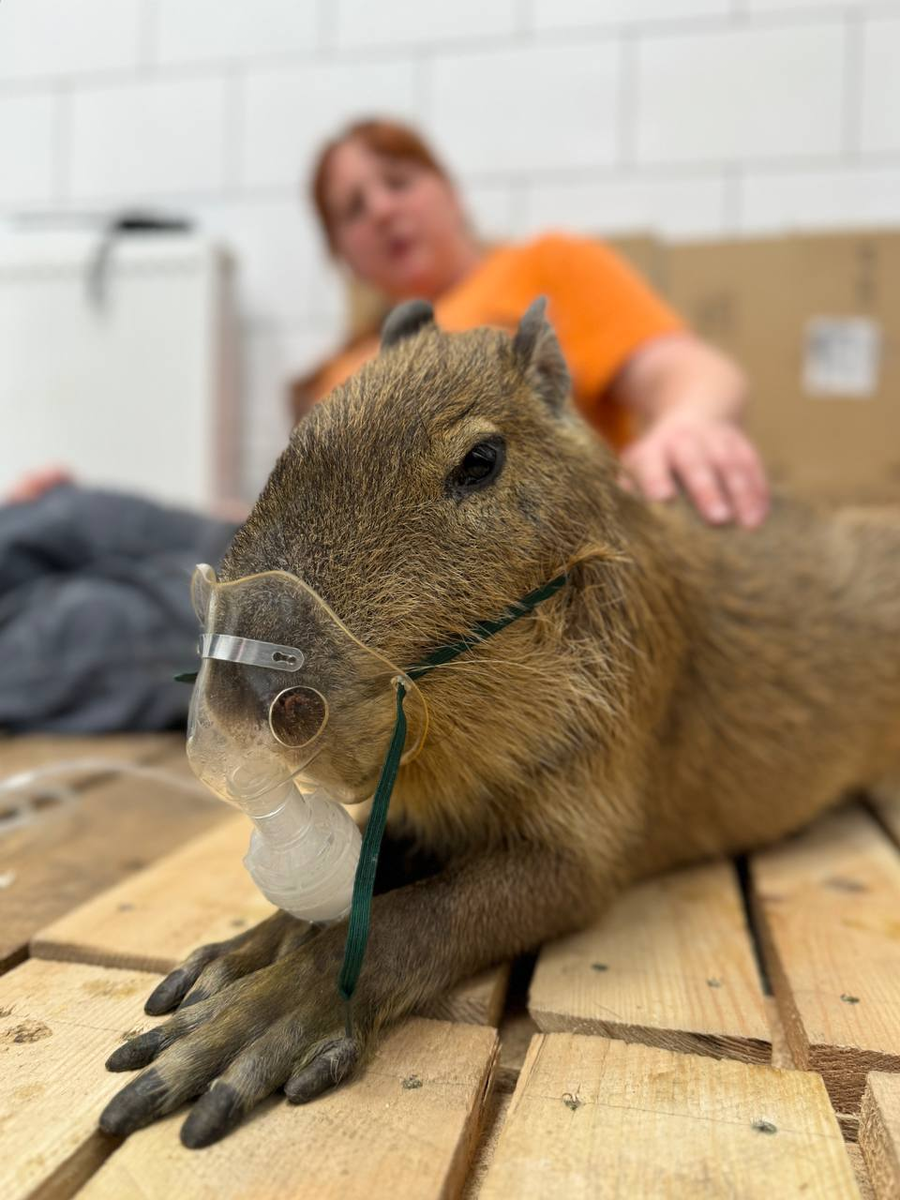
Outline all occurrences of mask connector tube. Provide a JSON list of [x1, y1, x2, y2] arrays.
[[229, 772, 362, 926]]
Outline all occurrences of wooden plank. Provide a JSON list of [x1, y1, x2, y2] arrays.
[[529, 859, 771, 1063], [870, 788, 900, 850], [32, 817, 276, 973], [419, 962, 511, 1027], [846, 1144, 876, 1200], [480, 1033, 860, 1199], [0, 958, 164, 1200], [77, 1017, 498, 1200], [0, 734, 183, 833], [33, 817, 510, 1026], [0, 748, 225, 972], [860, 1072, 900, 1200], [751, 803, 900, 1112], [0, 733, 181, 779]]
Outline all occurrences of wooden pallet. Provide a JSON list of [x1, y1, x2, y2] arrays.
[[3, 737, 898, 1197], [0, 735, 225, 972]]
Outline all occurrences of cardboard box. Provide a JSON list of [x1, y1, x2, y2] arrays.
[[661, 231, 900, 502]]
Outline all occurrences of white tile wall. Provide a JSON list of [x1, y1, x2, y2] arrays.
[[241, 323, 337, 495], [431, 44, 621, 173], [739, 166, 900, 233], [68, 77, 230, 201], [189, 198, 331, 325], [0, 92, 57, 205], [0, 0, 143, 82], [636, 23, 846, 164], [242, 60, 419, 189], [464, 182, 524, 240], [1, 0, 898, 498], [744, 0, 864, 10], [155, 0, 320, 67], [533, 0, 731, 30], [523, 173, 730, 238], [861, 16, 900, 155], [335, 0, 519, 49]]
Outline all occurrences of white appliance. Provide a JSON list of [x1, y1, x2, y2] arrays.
[[0, 229, 239, 510]]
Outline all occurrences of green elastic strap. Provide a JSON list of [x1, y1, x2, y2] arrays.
[[406, 572, 568, 680], [338, 679, 407, 1011], [337, 568, 569, 1025]]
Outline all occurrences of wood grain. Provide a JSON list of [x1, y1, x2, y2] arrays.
[[0, 745, 225, 972], [77, 1017, 498, 1200], [33, 817, 510, 1026], [0, 958, 164, 1200], [0, 733, 181, 780], [751, 803, 900, 1112], [870, 787, 900, 851], [32, 817, 276, 973], [480, 1032, 860, 1199], [529, 858, 771, 1063], [859, 1072, 900, 1200]]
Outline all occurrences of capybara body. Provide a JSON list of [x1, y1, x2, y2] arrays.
[[100, 301, 900, 1147], [231, 303, 900, 894]]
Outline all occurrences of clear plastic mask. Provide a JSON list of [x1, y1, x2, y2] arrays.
[[187, 564, 427, 810]]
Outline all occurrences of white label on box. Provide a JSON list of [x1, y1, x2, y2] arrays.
[[803, 317, 882, 397]]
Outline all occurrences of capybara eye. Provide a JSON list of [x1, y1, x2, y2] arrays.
[[448, 436, 505, 497]]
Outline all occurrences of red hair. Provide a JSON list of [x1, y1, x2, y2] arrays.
[[310, 118, 452, 253]]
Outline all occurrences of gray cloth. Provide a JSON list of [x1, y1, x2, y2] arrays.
[[0, 485, 237, 733]]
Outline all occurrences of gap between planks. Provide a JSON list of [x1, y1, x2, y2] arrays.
[[528, 857, 772, 1065]]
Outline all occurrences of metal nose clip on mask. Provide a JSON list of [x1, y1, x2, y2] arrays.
[[185, 564, 428, 925]]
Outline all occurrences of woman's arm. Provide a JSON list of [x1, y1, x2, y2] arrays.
[[610, 332, 769, 529]]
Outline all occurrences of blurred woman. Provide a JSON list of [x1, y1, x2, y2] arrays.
[[296, 119, 767, 529], [2, 117, 769, 734]]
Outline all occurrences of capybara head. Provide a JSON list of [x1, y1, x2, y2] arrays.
[[219, 300, 624, 799]]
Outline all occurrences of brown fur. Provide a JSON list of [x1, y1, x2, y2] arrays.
[[100, 305, 900, 1146], [222, 306, 900, 1021]]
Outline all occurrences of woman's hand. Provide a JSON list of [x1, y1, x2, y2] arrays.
[[612, 333, 769, 529], [5, 465, 73, 504], [620, 408, 769, 528]]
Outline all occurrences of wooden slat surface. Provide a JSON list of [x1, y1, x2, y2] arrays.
[[870, 788, 900, 850], [0, 745, 225, 972], [529, 859, 771, 1063], [0, 958, 164, 1200], [860, 1072, 900, 1200], [78, 1017, 498, 1200], [418, 963, 511, 1028], [33, 817, 510, 1026], [32, 817, 276, 973], [479, 1033, 859, 1199], [751, 803, 900, 1112], [0, 733, 180, 780]]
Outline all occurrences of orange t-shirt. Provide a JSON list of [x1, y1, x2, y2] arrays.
[[307, 232, 685, 450]]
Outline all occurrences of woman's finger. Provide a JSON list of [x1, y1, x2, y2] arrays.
[[708, 429, 770, 528], [668, 435, 733, 524], [620, 441, 677, 503]]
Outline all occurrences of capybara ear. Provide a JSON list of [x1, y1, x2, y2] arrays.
[[381, 299, 435, 350], [513, 296, 570, 413]]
